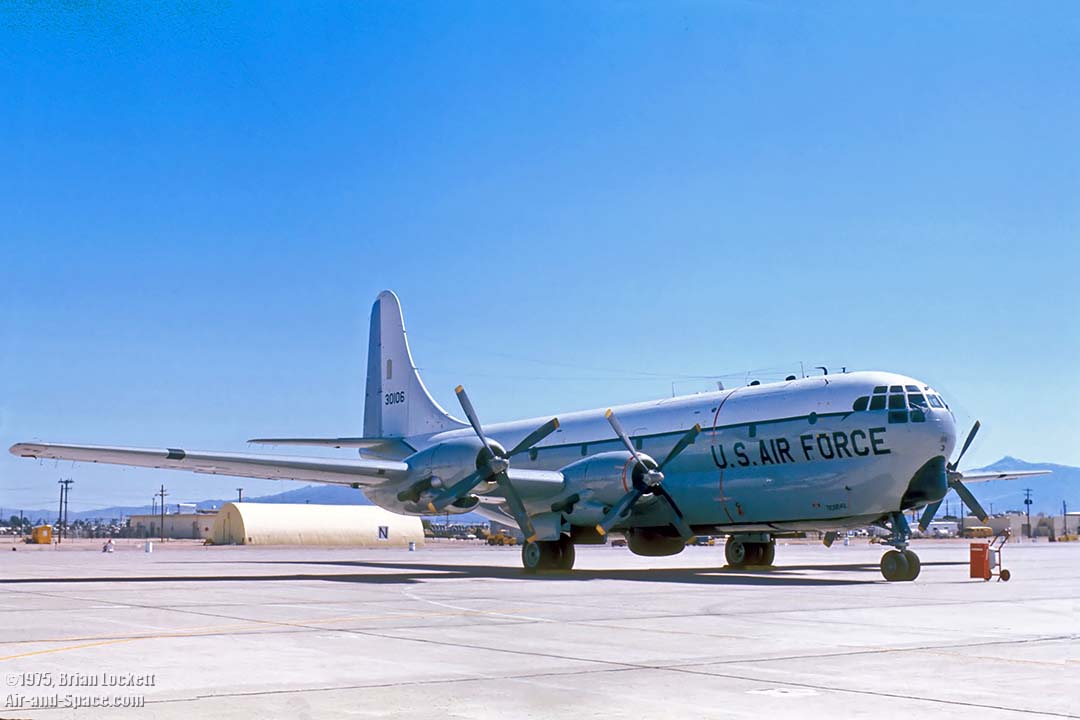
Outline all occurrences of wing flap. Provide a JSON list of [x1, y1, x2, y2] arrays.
[[9, 442, 409, 487], [247, 436, 415, 460]]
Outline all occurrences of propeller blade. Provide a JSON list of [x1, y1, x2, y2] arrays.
[[507, 417, 560, 457], [653, 484, 694, 540], [949, 420, 981, 470], [950, 477, 989, 523], [604, 409, 641, 461], [918, 500, 942, 532], [658, 423, 702, 470], [456, 385, 498, 459], [427, 468, 487, 513], [494, 473, 537, 542], [594, 488, 644, 536]]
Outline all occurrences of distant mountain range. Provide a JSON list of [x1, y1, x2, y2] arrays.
[[3, 456, 1075, 523]]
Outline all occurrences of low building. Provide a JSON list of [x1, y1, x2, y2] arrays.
[[211, 503, 424, 547], [128, 511, 217, 540]]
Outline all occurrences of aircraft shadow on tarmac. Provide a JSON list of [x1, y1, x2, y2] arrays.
[[0, 560, 963, 588]]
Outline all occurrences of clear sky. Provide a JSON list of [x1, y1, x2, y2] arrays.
[[2, 2, 1078, 513]]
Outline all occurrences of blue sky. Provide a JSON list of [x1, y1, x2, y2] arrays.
[[2, 2, 1077, 512]]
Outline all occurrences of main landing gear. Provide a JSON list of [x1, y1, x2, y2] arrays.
[[878, 512, 921, 582], [724, 535, 776, 568], [521, 535, 575, 573]]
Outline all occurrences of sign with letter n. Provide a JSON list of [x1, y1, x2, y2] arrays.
[[377, 525, 389, 540]]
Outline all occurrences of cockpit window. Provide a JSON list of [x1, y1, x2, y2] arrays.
[[908, 394, 927, 409], [928, 395, 944, 408], [873, 386, 887, 394], [905, 385, 919, 392], [888, 394, 907, 410], [889, 385, 903, 392], [869, 395, 886, 410], [853, 396, 869, 411]]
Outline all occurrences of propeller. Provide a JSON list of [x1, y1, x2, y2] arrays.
[[594, 409, 701, 539], [918, 420, 989, 531], [426, 385, 559, 542]]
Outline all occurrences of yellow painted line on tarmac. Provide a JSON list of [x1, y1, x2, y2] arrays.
[[0, 637, 139, 662]]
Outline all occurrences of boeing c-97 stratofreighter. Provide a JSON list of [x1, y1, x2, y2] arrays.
[[10, 291, 1049, 581]]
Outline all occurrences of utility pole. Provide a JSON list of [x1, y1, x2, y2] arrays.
[[56, 479, 73, 542], [62, 479, 72, 541], [156, 485, 168, 543], [236, 488, 243, 503], [1023, 488, 1033, 538], [57, 481, 64, 543]]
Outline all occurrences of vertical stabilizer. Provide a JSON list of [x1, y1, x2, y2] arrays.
[[363, 291, 466, 439]]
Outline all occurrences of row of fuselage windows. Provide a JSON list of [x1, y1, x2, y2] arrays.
[[851, 385, 947, 424]]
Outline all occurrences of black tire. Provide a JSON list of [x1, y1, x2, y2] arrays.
[[522, 541, 544, 574], [556, 536, 575, 571], [744, 542, 764, 566], [999, 568, 1011, 582], [523, 540, 564, 573], [759, 540, 776, 566], [901, 550, 921, 581], [880, 550, 910, 581], [724, 537, 748, 567]]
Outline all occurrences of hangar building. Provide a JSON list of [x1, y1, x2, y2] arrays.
[[211, 503, 425, 547]]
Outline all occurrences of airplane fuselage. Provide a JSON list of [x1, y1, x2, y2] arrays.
[[369, 370, 957, 533]]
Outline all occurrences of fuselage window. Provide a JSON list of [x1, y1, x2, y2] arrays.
[[869, 395, 887, 411], [928, 395, 944, 408], [888, 394, 907, 410], [580, 444, 588, 456], [853, 396, 869, 411]]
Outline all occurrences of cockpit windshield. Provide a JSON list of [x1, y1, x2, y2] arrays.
[[851, 384, 948, 423]]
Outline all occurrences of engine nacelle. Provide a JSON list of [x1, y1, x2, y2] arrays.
[[626, 527, 686, 557], [366, 437, 500, 514], [558, 451, 648, 508]]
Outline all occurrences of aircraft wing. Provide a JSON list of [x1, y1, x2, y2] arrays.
[[955, 470, 1051, 484], [9, 442, 409, 487], [247, 436, 415, 459]]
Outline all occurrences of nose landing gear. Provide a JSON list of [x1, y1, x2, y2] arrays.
[[878, 512, 921, 582]]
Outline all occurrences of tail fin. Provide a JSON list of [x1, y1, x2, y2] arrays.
[[363, 291, 467, 439]]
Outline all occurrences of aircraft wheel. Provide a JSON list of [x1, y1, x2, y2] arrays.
[[901, 550, 921, 581], [759, 540, 776, 566], [724, 537, 748, 568], [555, 535, 575, 571], [880, 550, 910, 582], [745, 542, 764, 565], [522, 540, 560, 573]]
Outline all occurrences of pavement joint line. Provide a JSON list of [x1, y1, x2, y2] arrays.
[[662, 664, 1080, 718], [661, 633, 1080, 670]]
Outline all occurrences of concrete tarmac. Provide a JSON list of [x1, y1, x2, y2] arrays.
[[1, 539, 1077, 719]]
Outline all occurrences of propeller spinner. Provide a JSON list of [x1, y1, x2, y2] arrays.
[[594, 409, 701, 540], [918, 420, 989, 531]]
